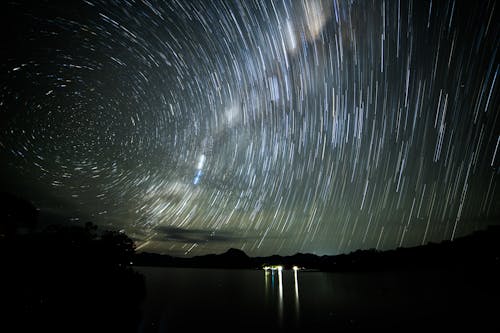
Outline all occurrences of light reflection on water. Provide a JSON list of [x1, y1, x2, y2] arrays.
[[294, 268, 300, 318], [264, 268, 300, 327], [136, 267, 480, 332], [278, 268, 283, 325]]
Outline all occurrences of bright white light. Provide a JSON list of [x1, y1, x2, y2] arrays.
[[285, 19, 297, 52], [196, 154, 206, 170]]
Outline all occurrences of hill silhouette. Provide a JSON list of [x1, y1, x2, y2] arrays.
[[134, 226, 500, 272], [0, 193, 145, 333]]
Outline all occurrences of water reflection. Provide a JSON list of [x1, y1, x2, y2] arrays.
[[264, 266, 300, 327], [293, 267, 300, 318], [278, 266, 283, 326]]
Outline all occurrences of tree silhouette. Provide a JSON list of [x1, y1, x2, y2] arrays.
[[0, 195, 145, 333]]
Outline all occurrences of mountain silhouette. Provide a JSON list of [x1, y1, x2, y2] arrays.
[[134, 226, 500, 272]]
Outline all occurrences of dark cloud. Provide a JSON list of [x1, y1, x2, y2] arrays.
[[154, 226, 253, 244]]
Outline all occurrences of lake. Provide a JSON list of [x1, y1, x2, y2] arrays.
[[135, 266, 498, 332]]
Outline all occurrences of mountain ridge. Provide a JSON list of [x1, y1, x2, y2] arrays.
[[134, 225, 500, 271]]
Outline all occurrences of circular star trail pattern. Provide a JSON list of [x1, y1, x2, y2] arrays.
[[1, 0, 498, 256]]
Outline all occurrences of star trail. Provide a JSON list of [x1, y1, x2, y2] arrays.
[[0, 0, 498, 256]]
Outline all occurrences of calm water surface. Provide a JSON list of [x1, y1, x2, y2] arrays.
[[135, 266, 496, 332]]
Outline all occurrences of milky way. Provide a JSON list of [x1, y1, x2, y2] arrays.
[[1, 0, 498, 256]]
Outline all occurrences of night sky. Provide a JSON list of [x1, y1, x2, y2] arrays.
[[1, 0, 498, 257]]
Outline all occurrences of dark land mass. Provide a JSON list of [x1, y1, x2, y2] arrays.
[[0, 193, 145, 333], [134, 225, 500, 272]]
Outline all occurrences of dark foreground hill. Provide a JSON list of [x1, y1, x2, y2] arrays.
[[134, 225, 500, 272], [1, 219, 145, 333]]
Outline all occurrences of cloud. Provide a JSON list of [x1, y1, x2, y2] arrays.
[[154, 226, 250, 244]]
